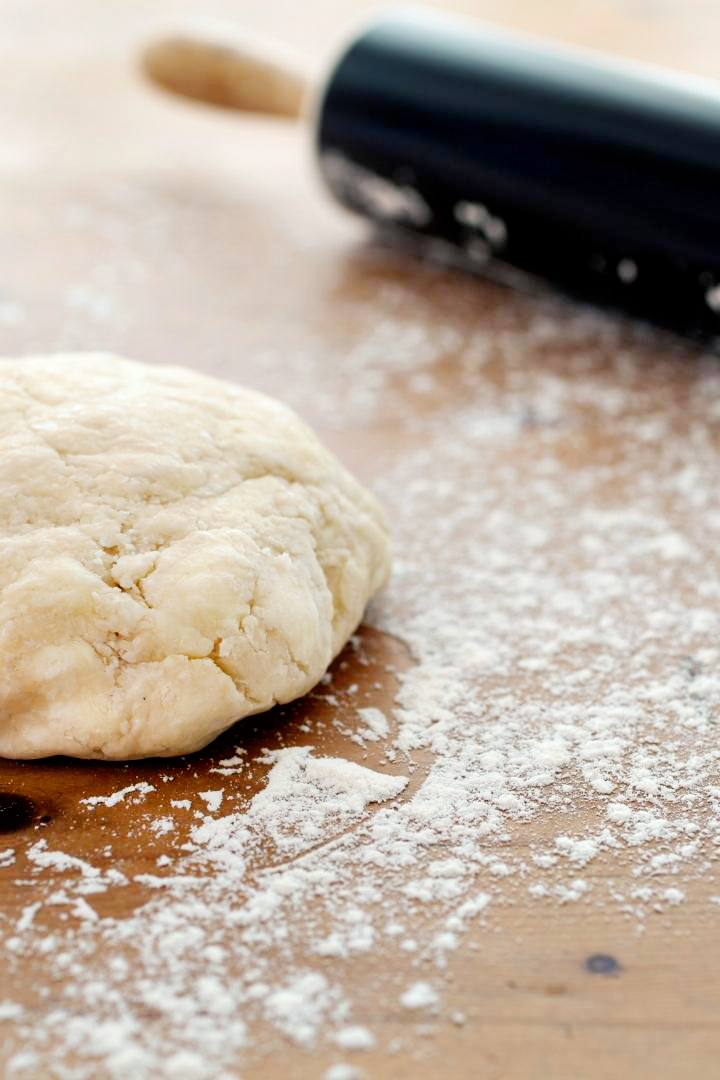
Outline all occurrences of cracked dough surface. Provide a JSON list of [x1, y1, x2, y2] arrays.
[[0, 354, 391, 759]]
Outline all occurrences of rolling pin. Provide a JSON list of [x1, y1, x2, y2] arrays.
[[142, 6, 720, 340]]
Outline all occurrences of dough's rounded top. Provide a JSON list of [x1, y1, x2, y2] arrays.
[[0, 354, 391, 759]]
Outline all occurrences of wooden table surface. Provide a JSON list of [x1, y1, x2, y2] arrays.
[[3, 1, 720, 1078]]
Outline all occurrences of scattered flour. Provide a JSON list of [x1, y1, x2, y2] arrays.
[[399, 982, 440, 1010], [198, 790, 224, 814], [324, 1066, 363, 1080], [81, 783, 155, 809], [331, 1026, 375, 1051], [1, 250, 720, 1077], [355, 707, 390, 742], [0, 1003, 23, 1022]]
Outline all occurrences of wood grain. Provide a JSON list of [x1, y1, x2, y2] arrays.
[[1, 1, 720, 1077]]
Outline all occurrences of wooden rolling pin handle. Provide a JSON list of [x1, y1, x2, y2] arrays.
[[140, 22, 312, 119]]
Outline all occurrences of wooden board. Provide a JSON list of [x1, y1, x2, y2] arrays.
[[2, 1, 720, 1077]]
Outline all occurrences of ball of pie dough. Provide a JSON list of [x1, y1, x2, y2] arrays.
[[0, 354, 391, 759]]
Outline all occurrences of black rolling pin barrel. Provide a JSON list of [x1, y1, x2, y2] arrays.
[[316, 8, 720, 339]]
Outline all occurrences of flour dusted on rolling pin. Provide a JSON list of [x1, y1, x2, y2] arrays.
[[0, 354, 390, 759]]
